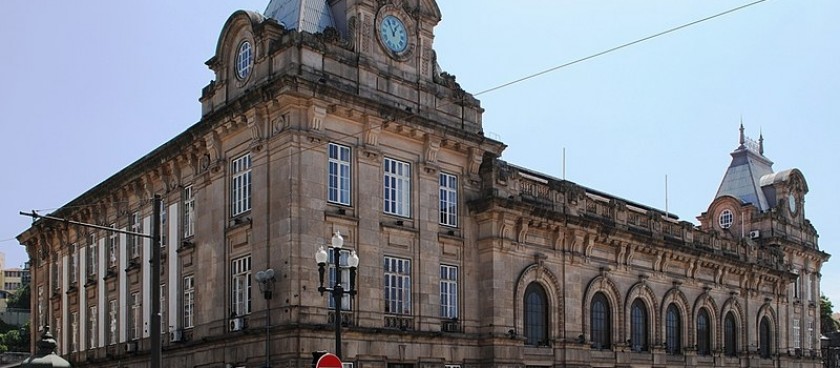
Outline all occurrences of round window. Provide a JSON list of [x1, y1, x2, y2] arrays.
[[718, 209, 733, 229], [235, 40, 253, 80]]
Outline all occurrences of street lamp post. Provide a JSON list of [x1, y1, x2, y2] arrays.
[[315, 231, 359, 359], [255, 268, 276, 368]]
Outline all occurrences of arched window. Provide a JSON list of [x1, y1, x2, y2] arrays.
[[697, 309, 711, 356], [724, 312, 738, 357], [524, 283, 548, 346], [759, 317, 772, 358], [590, 292, 611, 349], [630, 299, 648, 352], [665, 304, 681, 355]]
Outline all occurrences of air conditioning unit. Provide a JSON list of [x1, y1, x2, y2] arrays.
[[229, 317, 245, 332], [124, 341, 137, 353], [170, 329, 183, 343], [442, 321, 460, 332], [749, 230, 760, 239]]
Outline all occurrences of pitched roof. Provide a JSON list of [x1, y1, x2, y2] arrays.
[[264, 0, 335, 33], [714, 125, 774, 211]]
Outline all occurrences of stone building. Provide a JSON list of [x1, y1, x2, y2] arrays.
[[16, 1, 828, 367]]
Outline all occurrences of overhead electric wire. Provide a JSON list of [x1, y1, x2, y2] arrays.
[[12, 0, 769, 226], [473, 0, 768, 97]]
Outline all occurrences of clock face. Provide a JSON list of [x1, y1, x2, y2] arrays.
[[788, 194, 797, 213], [379, 15, 408, 53]]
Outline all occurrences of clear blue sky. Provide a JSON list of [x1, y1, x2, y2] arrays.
[[1, 1, 838, 303]]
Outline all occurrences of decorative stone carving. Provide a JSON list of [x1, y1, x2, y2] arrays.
[[423, 134, 440, 164], [308, 103, 327, 131]]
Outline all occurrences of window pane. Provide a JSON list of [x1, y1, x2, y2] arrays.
[[590, 293, 611, 349], [524, 283, 548, 346]]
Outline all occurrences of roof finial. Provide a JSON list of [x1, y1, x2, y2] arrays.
[[759, 128, 764, 155], [739, 120, 745, 147]]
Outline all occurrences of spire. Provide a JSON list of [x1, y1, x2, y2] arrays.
[[739, 121, 745, 147], [759, 129, 764, 155]]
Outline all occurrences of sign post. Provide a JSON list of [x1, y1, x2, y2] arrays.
[[315, 353, 343, 368]]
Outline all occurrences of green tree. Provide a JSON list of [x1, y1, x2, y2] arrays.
[[5, 284, 30, 311], [821, 294, 840, 334]]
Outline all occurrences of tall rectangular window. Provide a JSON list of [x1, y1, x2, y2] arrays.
[[793, 318, 800, 348], [383, 158, 411, 217], [69, 245, 78, 285], [129, 212, 142, 259], [328, 143, 352, 205], [129, 292, 141, 340], [37, 286, 45, 330], [184, 185, 195, 238], [806, 274, 812, 302], [231, 256, 252, 316], [88, 305, 97, 348], [231, 153, 252, 216], [440, 265, 458, 319], [384, 256, 411, 315], [328, 249, 351, 310], [71, 311, 78, 352], [439, 173, 458, 227], [108, 299, 118, 345], [108, 225, 118, 268], [159, 200, 168, 247], [184, 276, 195, 328], [87, 234, 97, 278], [807, 319, 814, 349], [51, 260, 60, 293]]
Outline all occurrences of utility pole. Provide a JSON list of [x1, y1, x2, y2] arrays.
[[21, 195, 164, 367], [151, 194, 162, 368]]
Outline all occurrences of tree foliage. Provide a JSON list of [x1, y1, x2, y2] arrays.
[[821, 294, 840, 334], [0, 321, 29, 353], [5, 284, 30, 311]]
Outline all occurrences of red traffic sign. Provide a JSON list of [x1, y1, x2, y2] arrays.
[[315, 353, 342, 368]]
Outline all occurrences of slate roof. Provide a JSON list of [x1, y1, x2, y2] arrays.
[[264, 0, 335, 33], [714, 126, 775, 211]]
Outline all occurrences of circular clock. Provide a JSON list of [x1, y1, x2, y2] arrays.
[[379, 15, 408, 53], [788, 194, 797, 214]]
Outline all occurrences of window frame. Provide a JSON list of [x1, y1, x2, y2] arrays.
[[439, 265, 458, 319], [590, 292, 611, 349], [328, 143, 352, 206], [108, 224, 119, 268], [759, 317, 772, 358], [184, 185, 195, 238], [524, 283, 549, 347], [230, 153, 253, 217], [439, 172, 458, 227], [383, 158, 411, 217], [231, 256, 252, 316], [88, 305, 97, 348], [129, 291, 141, 340], [719, 209, 733, 229], [630, 299, 648, 352], [184, 275, 195, 328], [696, 309, 711, 356], [384, 256, 411, 315], [724, 312, 738, 357], [328, 249, 352, 311], [665, 304, 681, 355], [86, 234, 98, 278], [235, 40, 253, 80], [128, 211, 142, 259], [108, 299, 118, 345]]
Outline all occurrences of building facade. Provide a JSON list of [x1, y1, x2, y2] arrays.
[[16, 1, 828, 367]]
